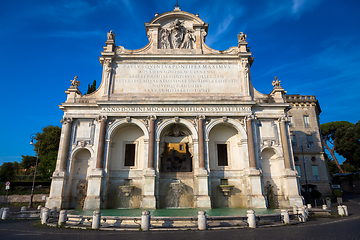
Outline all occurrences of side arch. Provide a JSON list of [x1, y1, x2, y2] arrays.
[[106, 118, 149, 140], [205, 118, 247, 140]]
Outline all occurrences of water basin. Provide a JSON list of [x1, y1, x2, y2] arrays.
[[71, 208, 277, 217]]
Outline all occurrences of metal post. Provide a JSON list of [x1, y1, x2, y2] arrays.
[[29, 134, 40, 208]]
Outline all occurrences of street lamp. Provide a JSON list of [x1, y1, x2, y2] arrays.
[[300, 139, 309, 203], [29, 133, 40, 208]]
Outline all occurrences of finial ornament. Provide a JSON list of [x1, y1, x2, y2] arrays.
[[238, 32, 247, 45], [107, 30, 115, 41], [70, 76, 80, 87], [272, 76, 282, 89], [175, 0, 180, 8]]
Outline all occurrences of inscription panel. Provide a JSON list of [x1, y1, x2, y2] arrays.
[[102, 106, 251, 113], [113, 63, 241, 94]]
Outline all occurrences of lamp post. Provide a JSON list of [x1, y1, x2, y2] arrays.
[[29, 133, 40, 208], [300, 139, 309, 203]]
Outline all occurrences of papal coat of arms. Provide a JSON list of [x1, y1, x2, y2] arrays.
[[159, 19, 196, 49]]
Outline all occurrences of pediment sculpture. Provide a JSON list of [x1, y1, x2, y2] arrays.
[[159, 19, 196, 49]]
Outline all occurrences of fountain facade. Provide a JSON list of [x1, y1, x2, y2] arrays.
[[46, 6, 307, 211]]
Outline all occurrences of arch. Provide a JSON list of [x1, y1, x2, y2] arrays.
[[260, 146, 283, 159], [147, 10, 205, 25], [205, 118, 247, 140], [106, 118, 149, 140], [69, 146, 94, 160], [156, 118, 198, 140]]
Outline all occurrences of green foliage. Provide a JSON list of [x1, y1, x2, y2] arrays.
[[321, 121, 356, 173], [310, 190, 322, 199], [0, 162, 16, 182], [335, 121, 360, 169], [86, 80, 97, 94], [32, 125, 61, 159], [37, 151, 58, 181], [265, 183, 277, 209], [326, 154, 340, 175], [20, 155, 37, 170], [321, 121, 354, 143], [333, 189, 343, 197]]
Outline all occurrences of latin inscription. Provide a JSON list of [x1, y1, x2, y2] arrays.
[[113, 63, 241, 94], [102, 106, 251, 113]]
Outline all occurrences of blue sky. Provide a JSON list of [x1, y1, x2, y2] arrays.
[[0, 0, 359, 165]]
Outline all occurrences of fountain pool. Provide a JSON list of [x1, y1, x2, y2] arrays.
[[71, 208, 277, 217]]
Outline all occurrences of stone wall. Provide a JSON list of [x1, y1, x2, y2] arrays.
[[0, 194, 48, 204]]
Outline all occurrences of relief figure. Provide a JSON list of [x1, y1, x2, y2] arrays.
[[181, 30, 196, 49]]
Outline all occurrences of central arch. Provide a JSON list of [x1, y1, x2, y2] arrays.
[[156, 118, 197, 208]]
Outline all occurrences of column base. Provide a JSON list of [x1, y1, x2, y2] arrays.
[[289, 196, 304, 207], [83, 196, 101, 209], [250, 195, 267, 208], [196, 195, 211, 208], [141, 196, 156, 209], [45, 196, 63, 209]]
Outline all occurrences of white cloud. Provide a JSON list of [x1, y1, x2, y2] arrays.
[[292, 0, 307, 13]]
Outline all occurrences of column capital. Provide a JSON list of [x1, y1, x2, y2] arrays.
[[148, 115, 157, 121], [245, 114, 256, 121], [96, 115, 108, 122], [198, 115, 205, 121], [60, 117, 73, 124], [278, 116, 290, 123]]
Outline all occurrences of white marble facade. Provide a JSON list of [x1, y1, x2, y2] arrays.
[[46, 7, 305, 210]]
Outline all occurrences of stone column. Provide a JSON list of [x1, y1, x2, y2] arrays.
[[246, 115, 256, 169], [59, 117, 73, 171], [148, 116, 156, 169], [96, 116, 107, 169], [279, 117, 292, 170], [198, 115, 205, 169]]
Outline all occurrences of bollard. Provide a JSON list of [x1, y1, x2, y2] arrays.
[[141, 210, 150, 231], [1, 208, 9, 220], [303, 206, 308, 218], [58, 210, 67, 226], [0, 208, 4, 218], [21, 206, 27, 212], [281, 209, 290, 224], [307, 203, 312, 209], [342, 205, 348, 216], [322, 205, 327, 210], [337, 205, 345, 216], [41, 208, 50, 224], [293, 205, 298, 214], [40, 207, 44, 219], [37, 205, 42, 210], [247, 210, 256, 228], [198, 211, 207, 230], [326, 197, 331, 208], [50, 207, 57, 216], [298, 208, 306, 222], [92, 210, 101, 229]]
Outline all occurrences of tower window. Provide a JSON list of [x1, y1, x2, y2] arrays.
[[303, 115, 310, 128]]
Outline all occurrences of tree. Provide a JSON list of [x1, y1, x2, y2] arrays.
[[33, 125, 61, 159], [335, 121, 360, 169], [31, 125, 61, 181], [321, 121, 354, 173], [0, 162, 16, 182], [86, 80, 97, 94], [20, 155, 37, 170]]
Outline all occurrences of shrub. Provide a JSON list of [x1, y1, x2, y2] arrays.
[[333, 189, 343, 197], [310, 190, 322, 199]]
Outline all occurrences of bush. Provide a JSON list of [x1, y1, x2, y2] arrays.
[[310, 190, 322, 199], [334, 189, 343, 197]]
